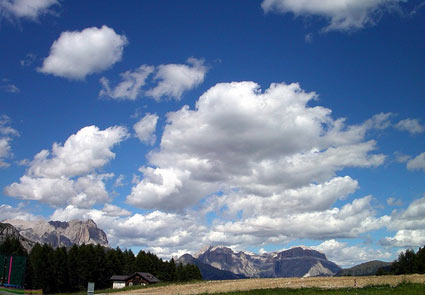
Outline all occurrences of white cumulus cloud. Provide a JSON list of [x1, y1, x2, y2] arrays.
[[99, 58, 208, 101], [49, 205, 207, 257], [0, 0, 58, 20], [261, 0, 406, 32], [206, 196, 387, 246], [313, 239, 392, 268], [4, 125, 128, 207], [395, 118, 425, 135], [123, 81, 395, 252], [99, 65, 154, 100], [26, 125, 128, 178], [0, 204, 42, 221], [406, 152, 425, 172], [133, 113, 158, 145], [5, 174, 112, 208], [383, 196, 425, 247], [146, 57, 208, 100], [128, 81, 386, 211], [203, 176, 359, 219], [383, 230, 425, 247], [102, 204, 131, 217], [39, 25, 128, 79]]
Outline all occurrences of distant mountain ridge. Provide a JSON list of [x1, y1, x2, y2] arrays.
[[178, 253, 247, 280], [1, 219, 109, 249], [180, 246, 341, 279], [336, 260, 392, 276], [0, 222, 35, 252]]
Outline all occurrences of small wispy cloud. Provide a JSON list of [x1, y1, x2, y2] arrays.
[[304, 33, 313, 43], [1, 84, 20, 93], [99, 58, 209, 101], [20, 53, 37, 67], [395, 118, 425, 135]]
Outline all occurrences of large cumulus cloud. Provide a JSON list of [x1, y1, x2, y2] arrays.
[[5, 125, 128, 207], [128, 81, 385, 211], [119, 81, 393, 255]]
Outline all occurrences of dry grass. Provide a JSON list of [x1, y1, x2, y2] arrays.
[[113, 274, 425, 295]]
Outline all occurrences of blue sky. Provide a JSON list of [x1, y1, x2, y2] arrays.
[[0, 0, 424, 267]]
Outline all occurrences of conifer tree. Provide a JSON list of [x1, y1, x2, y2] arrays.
[[0, 237, 27, 256], [52, 247, 69, 293], [67, 244, 82, 291]]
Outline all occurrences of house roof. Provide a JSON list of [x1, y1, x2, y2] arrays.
[[110, 275, 128, 281], [133, 272, 161, 283], [110, 272, 160, 283]]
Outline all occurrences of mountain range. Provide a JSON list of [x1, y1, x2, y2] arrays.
[[178, 245, 341, 279], [0, 219, 109, 249]]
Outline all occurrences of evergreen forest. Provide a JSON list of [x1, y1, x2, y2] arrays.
[[377, 246, 425, 275], [0, 237, 202, 293]]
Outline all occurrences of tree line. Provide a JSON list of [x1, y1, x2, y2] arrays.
[[377, 246, 425, 275], [0, 237, 202, 293]]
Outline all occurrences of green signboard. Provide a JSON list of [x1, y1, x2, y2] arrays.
[[0, 255, 26, 287]]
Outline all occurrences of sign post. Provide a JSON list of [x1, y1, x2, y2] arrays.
[[88, 282, 95, 295]]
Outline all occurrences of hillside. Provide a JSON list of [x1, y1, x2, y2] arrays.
[[336, 260, 392, 276]]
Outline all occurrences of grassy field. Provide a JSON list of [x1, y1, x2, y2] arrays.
[[3, 275, 422, 295], [115, 274, 425, 295], [0, 288, 42, 295], [200, 283, 425, 295]]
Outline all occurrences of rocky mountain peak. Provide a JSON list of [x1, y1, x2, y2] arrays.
[[195, 245, 237, 257], [277, 247, 327, 260], [0, 222, 35, 252], [2, 218, 108, 249], [48, 220, 69, 229]]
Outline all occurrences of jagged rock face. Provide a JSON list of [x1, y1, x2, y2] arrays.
[[192, 246, 341, 278], [195, 246, 259, 277], [178, 254, 247, 280], [3, 219, 108, 248], [303, 262, 335, 277], [0, 222, 35, 252]]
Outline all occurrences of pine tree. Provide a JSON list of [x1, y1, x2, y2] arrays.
[[0, 237, 27, 256], [416, 246, 425, 273], [123, 249, 136, 275], [93, 245, 108, 289], [68, 244, 82, 291], [106, 247, 124, 278], [135, 250, 151, 273], [52, 247, 69, 293], [168, 258, 177, 281], [29, 244, 54, 293]]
